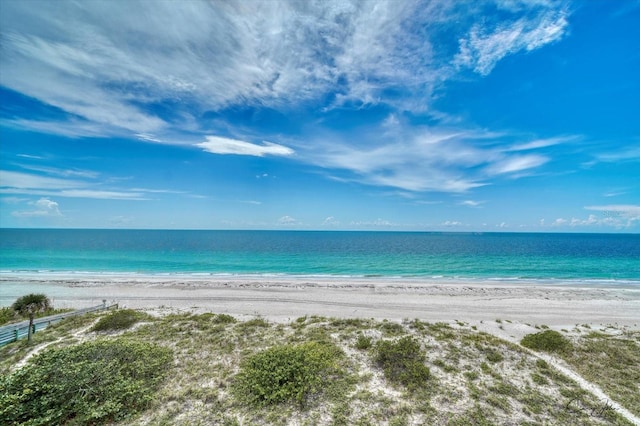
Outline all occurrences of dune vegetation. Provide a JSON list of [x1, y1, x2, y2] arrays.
[[1, 308, 638, 425]]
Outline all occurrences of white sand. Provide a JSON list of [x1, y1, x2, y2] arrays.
[[3, 275, 639, 333], [5, 274, 639, 424]]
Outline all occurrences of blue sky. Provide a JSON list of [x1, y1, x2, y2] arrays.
[[0, 0, 638, 231]]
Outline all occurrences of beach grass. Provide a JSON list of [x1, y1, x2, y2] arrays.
[[559, 328, 640, 418], [0, 309, 636, 425]]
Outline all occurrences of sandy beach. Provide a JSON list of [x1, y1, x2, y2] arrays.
[[3, 275, 639, 334], [4, 274, 640, 425]]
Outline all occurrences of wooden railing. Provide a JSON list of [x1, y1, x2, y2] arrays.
[[0, 301, 118, 347]]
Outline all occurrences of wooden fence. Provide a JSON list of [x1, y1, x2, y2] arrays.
[[0, 301, 118, 347]]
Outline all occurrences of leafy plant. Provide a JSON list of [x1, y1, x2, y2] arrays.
[[521, 330, 572, 353], [380, 321, 404, 336], [0, 307, 17, 326], [233, 342, 343, 407], [212, 313, 237, 324], [355, 334, 373, 350], [91, 309, 149, 332], [374, 336, 430, 391], [485, 350, 504, 363], [11, 294, 51, 343], [237, 318, 270, 329], [0, 339, 172, 425]]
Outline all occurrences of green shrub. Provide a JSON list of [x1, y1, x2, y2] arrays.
[[11, 294, 51, 317], [238, 318, 270, 329], [0, 307, 17, 326], [521, 330, 572, 353], [91, 309, 148, 332], [380, 321, 404, 336], [0, 339, 172, 425], [212, 314, 237, 324], [375, 336, 430, 391], [485, 350, 504, 363], [233, 342, 343, 407], [355, 334, 373, 350]]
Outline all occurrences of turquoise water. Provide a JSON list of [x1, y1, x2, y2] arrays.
[[1, 229, 638, 282]]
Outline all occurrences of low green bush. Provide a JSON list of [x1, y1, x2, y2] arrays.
[[233, 342, 343, 407], [355, 334, 373, 350], [375, 336, 430, 391], [0, 307, 16, 326], [238, 318, 270, 329], [91, 309, 148, 332], [380, 321, 404, 336], [212, 313, 237, 324], [0, 339, 172, 425], [521, 330, 572, 353], [485, 350, 504, 363]]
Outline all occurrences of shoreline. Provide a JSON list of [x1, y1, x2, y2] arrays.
[[3, 271, 640, 286], [2, 274, 639, 333]]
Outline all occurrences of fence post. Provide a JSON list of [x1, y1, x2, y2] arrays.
[[15, 329, 19, 342]]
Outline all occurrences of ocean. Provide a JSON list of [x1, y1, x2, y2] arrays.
[[0, 229, 638, 283]]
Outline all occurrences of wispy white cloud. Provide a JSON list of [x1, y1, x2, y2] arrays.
[[1, 196, 30, 204], [13, 164, 100, 179], [550, 215, 610, 227], [603, 190, 627, 198], [0, 0, 570, 138], [552, 218, 568, 226], [593, 146, 640, 163], [0, 170, 83, 190], [278, 215, 298, 225], [308, 128, 487, 192], [350, 218, 395, 227], [197, 136, 294, 157], [584, 205, 640, 221], [1, 169, 172, 200], [507, 135, 577, 151], [305, 123, 554, 193], [322, 216, 340, 226], [58, 189, 147, 200], [12, 197, 62, 217], [1, 0, 576, 198], [441, 220, 465, 227], [108, 215, 134, 226], [460, 200, 484, 207], [454, 9, 569, 75], [16, 154, 46, 160], [548, 205, 640, 228], [484, 154, 548, 175]]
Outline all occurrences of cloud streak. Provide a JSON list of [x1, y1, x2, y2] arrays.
[[454, 9, 569, 75], [197, 136, 294, 157], [304, 122, 559, 193], [1, 0, 570, 137], [548, 205, 640, 229], [2, 169, 168, 200], [1, 0, 576, 197]]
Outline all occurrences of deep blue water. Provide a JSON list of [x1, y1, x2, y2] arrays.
[[0, 229, 638, 281]]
